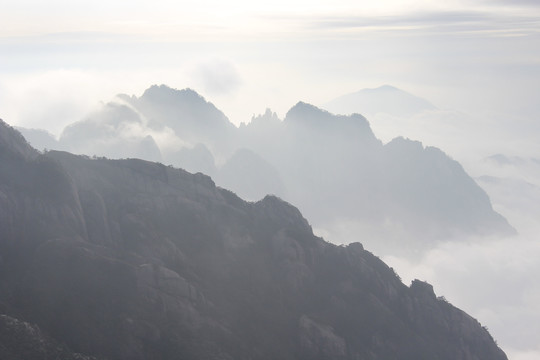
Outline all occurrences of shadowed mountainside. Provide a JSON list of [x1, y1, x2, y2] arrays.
[[0, 119, 507, 360]]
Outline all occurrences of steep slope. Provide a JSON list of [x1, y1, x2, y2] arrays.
[[0, 119, 39, 161], [0, 121, 507, 360], [378, 137, 513, 247]]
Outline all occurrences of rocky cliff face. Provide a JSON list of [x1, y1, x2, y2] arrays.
[[0, 314, 101, 360], [0, 120, 507, 360]]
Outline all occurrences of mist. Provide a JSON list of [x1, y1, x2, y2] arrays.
[[323, 88, 540, 359], [2, 1, 540, 359], [7, 81, 540, 360]]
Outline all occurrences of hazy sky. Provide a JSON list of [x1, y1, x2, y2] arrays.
[[1, 2, 540, 359], [1, 0, 539, 133]]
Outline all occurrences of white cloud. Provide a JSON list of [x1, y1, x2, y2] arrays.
[[383, 233, 540, 354], [378, 152, 540, 356], [0, 70, 114, 135], [1, 1, 539, 356]]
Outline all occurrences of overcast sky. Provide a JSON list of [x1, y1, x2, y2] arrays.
[[1, 0, 539, 133], [1, 2, 540, 359]]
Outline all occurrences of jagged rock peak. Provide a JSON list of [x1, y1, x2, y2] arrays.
[[410, 279, 436, 299], [248, 108, 281, 125], [254, 194, 313, 234]]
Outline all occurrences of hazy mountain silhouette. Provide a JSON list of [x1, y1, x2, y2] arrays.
[[119, 85, 237, 157], [59, 102, 162, 162], [165, 142, 218, 178], [325, 85, 437, 117], [0, 119, 508, 360], [216, 148, 287, 201], [484, 153, 532, 167], [16, 127, 59, 152], [238, 102, 514, 254], [22, 84, 515, 255]]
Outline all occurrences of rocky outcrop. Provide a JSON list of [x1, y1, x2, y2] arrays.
[[299, 315, 346, 359], [0, 122, 508, 360]]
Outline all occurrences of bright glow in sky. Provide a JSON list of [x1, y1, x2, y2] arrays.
[[1, 0, 539, 130], [1, 0, 537, 38]]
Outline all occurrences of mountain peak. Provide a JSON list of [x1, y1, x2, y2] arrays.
[[326, 85, 436, 116], [283, 101, 376, 145], [285, 101, 368, 126], [373, 84, 399, 91], [286, 101, 329, 118], [141, 84, 205, 104], [248, 108, 280, 125]]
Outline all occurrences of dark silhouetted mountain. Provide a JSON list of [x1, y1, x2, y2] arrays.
[[0, 121, 507, 360], [325, 85, 437, 117]]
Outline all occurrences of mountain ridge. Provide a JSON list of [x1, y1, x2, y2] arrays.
[[0, 120, 508, 359], [13, 85, 515, 255]]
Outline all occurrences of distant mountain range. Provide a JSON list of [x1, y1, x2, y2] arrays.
[[324, 85, 437, 117], [16, 84, 515, 256], [0, 119, 508, 360]]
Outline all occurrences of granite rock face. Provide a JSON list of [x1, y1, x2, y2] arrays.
[[0, 314, 101, 360], [0, 120, 507, 360]]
